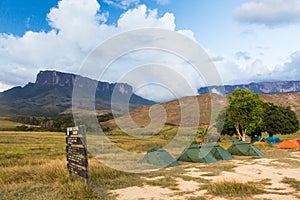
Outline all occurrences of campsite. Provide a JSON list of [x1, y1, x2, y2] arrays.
[[2, 1, 300, 199], [1, 86, 300, 199], [0, 128, 299, 200]]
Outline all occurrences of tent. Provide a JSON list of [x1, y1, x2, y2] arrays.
[[278, 139, 300, 149], [201, 143, 233, 160], [227, 141, 264, 156], [251, 136, 265, 143], [178, 144, 218, 163], [266, 136, 281, 144], [140, 147, 179, 167]]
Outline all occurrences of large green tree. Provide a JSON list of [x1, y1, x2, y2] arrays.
[[215, 109, 236, 136], [261, 103, 299, 136], [216, 88, 264, 141]]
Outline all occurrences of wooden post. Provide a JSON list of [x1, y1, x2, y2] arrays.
[[81, 126, 90, 192]]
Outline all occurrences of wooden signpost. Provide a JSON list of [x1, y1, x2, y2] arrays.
[[66, 125, 90, 191]]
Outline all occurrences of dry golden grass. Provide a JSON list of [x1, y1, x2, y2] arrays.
[[281, 177, 300, 191], [0, 117, 25, 129], [207, 180, 264, 197], [103, 94, 226, 130], [0, 131, 143, 200], [1, 129, 300, 199]]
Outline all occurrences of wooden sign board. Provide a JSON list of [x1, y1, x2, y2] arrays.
[[66, 137, 84, 145], [67, 154, 87, 167], [67, 163, 88, 178], [66, 125, 90, 191], [66, 126, 80, 136], [66, 145, 86, 156]]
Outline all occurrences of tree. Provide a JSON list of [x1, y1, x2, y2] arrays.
[[192, 127, 208, 144], [217, 88, 264, 141], [261, 103, 299, 136], [215, 109, 236, 136]]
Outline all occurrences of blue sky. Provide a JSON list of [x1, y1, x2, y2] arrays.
[[1, 0, 300, 101]]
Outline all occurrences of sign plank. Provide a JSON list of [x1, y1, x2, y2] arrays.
[[67, 163, 88, 178], [66, 126, 80, 136], [67, 154, 87, 167], [66, 146, 86, 156], [66, 137, 84, 145]]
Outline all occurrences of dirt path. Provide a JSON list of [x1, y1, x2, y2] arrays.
[[110, 152, 300, 200]]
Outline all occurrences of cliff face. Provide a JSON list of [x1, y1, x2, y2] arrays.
[[35, 70, 133, 95], [198, 81, 300, 95], [35, 71, 75, 87], [0, 70, 154, 116]]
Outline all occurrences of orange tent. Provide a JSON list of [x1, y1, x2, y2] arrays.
[[278, 139, 300, 149]]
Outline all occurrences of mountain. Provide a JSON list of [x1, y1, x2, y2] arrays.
[[198, 81, 300, 95], [0, 71, 155, 116], [103, 92, 300, 132]]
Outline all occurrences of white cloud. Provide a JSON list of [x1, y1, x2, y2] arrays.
[[235, 51, 251, 60], [212, 51, 300, 85], [47, 0, 114, 51], [211, 88, 224, 96], [177, 29, 196, 41], [155, 0, 170, 5], [234, 0, 300, 27], [0, 82, 12, 92], [246, 59, 271, 78], [211, 56, 224, 62], [270, 51, 300, 80], [100, 49, 204, 102], [117, 5, 175, 30], [103, 0, 140, 9]]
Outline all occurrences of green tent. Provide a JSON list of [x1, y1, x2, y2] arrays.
[[251, 136, 265, 143], [140, 147, 179, 167], [227, 141, 264, 156], [201, 143, 233, 160], [178, 145, 218, 163]]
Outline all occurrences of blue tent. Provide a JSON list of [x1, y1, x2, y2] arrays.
[[266, 136, 281, 144]]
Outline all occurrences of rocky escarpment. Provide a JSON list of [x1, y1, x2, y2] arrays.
[[0, 70, 155, 116], [198, 81, 300, 95], [35, 70, 133, 97]]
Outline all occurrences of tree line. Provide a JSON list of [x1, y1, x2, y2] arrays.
[[215, 88, 299, 141], [8, 113, 114, 132]]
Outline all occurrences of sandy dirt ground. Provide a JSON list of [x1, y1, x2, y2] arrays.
[[110, 151, 300, 200]]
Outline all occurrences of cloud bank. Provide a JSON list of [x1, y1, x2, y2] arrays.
[[214, 51, 300, 84], [234, 0, 300, 27]]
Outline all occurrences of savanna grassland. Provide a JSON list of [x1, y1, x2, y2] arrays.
[[1, 130, 300, 200]]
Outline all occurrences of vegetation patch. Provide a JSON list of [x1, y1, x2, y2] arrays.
[[180, 175, 209, 184], [281, 177, 300, 191], [145, 174, 178, 189], [207, 180, 265, 197], [187, 197, 206, 200]]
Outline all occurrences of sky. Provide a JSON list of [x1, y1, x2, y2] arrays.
[[1, 0, 300, 101]]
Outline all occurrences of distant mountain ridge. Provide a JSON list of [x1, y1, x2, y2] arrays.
[[0, 71, 155, 116], [198, 81, 300, 95]]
